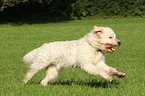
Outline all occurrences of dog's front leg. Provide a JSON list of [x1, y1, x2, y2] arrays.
[[102, 64, 126, 78], [81, 63, 113, 82], [81, 63, 99, 75], [112, 70, 126, 78], [97, 62, 125, 82]]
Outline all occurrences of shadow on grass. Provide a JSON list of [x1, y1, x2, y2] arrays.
[[48, 80, 120, 88]]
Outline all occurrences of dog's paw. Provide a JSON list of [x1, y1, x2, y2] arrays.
[[117, 72, 126, 78], [106, 76, 113, 82], [40, 80, 48, 86], [23, 79, 28, 84]]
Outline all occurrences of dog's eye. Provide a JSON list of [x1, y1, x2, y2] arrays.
[[94, 31, 102, 33], [109, 37, 112, 39], [96, 31, 102, 32]]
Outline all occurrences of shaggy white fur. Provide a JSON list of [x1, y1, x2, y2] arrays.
[[23, 26, 125, 86]]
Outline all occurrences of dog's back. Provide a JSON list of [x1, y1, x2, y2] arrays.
[[23, 41, 78, 67]]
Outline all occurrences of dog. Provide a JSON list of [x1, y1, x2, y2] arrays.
[[23, 26, 125, 86]]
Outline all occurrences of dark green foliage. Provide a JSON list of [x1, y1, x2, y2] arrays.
[[0, 0, 77, 21], [47, 0, 77, 17], [0, 0, 144, 21], [71, 0, 145, 18], [0, 1, 3, 8]]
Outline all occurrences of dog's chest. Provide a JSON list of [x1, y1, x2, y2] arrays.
[[93, 52, 104, 65]]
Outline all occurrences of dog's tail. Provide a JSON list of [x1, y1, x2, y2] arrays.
[[23, 43, 47, 67], [23, 48, 40, 67]]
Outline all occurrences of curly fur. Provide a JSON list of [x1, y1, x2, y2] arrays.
[[23, 26, 125, 86]]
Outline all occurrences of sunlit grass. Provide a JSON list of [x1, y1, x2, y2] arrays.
[[0, 19, 145, 96]]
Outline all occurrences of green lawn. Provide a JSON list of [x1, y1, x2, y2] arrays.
[[0, 19, 145, 96]]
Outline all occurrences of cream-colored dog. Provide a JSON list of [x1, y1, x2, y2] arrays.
[[23, 26, 125, 86]]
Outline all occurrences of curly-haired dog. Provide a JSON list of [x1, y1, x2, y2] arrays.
[[23, 26, 125, 86]]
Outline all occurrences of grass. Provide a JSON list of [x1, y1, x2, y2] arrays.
[[0, 19, 145, 96]]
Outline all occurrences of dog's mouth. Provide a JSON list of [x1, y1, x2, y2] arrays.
[[105, 44, 115, 52]]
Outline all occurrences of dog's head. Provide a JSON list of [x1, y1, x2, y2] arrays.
[[88, 26, 121, 53]]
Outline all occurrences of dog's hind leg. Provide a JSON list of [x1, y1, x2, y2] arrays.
[[23, 68, 40, 84], [23, 62, 50, 84], [40, 65, 59, 86]]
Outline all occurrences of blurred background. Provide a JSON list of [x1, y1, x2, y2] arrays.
[[0, 0, 145, 22]]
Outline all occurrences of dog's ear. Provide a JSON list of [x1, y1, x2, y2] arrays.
[[93, 26, 103, 36]]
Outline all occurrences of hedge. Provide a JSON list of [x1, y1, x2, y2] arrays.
[[71, 0, 145, 18], [0, 0, 144, 21]]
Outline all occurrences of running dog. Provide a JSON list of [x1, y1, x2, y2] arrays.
[[23, 26, 125, 86]]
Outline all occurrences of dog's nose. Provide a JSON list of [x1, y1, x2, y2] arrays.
[[117, 41, 121, 46]]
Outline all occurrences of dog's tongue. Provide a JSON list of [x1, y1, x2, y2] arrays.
[[105, 44, 112, 48]]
